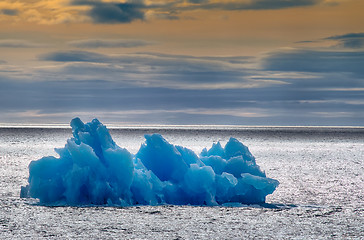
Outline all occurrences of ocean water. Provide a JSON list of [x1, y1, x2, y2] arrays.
[[0, 126, 363, 239]]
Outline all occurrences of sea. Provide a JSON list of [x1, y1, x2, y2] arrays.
[[0, 125, 363, 239]]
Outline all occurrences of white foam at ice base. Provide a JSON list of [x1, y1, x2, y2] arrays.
[[20, 118, 279, 206]]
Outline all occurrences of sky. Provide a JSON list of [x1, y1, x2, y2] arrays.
[[1, 0, 364, 126]]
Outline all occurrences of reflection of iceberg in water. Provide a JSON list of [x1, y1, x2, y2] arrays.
[[20, 118, 279, 206]]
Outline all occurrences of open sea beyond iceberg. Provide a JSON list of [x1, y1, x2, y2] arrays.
[[1, 120, 364, 239]]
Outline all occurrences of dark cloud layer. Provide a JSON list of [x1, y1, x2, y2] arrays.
[[39, 50, 249, 73], [198, 0, 321, 10], [0, 9, 19, 16], [187, 0, 209, 4], [71, 0, 323, 24], [1, 46, 363, 125], [73, 0, 145, 23], [69, 39, 152, 48], [1, 75, 364, 125], [263, 50, 364, 76], [0, 40, 42, 48], [249, 0, 319, 9], [90, 3, 144, 23], [326, 33, 364, 49], [40, 51, 109, 62], [37, 50, 260, 89]]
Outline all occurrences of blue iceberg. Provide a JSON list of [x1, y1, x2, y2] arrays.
[[20, 118, 279, 206]]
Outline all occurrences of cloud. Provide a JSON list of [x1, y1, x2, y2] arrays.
[[4, 46, 364, 126], [187, 0, 209, 4], [37, 50, 272, 89], [0, 1, 88, 24], [0, 9, 19, 16], [0, 40, 43, 48], [247, 0, 320, 10], [0, 60, 7, 64], [40, 50, 252, 68], [327, 33, 364, 40], [148, 12, 179, 20], [33, 49, 364, 94], [90, 3, 144, 23], [2, 72, 364, 126], [39, 51, 109, 62], [204, 0, 321, 10], [68, 39, 153, 48], [70, 0, 324, 24], [72, 1, 145, 23], [326, 33, 364, 49], [155, 0, 324, 21], [136, 52, 254, 64], [161, 0, 323, 12], [0, 0, 327, 25], [262, 49, 364, 76]]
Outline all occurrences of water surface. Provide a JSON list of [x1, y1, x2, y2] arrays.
[[1, 126, 363, 239]]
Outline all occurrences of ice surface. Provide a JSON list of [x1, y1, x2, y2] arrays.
[[20, 118, 279, 206]]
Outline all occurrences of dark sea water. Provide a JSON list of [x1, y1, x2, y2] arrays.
[[1, 126, 363, 239]]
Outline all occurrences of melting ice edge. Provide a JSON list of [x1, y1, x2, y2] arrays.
[[20, 118, 279, 206]]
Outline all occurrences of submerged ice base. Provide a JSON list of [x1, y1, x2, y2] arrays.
[[20, 118, 279, 206]]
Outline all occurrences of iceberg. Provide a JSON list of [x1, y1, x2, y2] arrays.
[[20, 118, 279, 206]]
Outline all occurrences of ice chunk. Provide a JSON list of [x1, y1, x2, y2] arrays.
[[183, 164, 216, 205], [231, 174, 279, 204], [135, 134, 188, 182], [200, 156, 226, 174], [20, 118, 279, 206], [224, 156, 265, 178], [201, 142, 225, 158], [21, 118, 134, 205], [225, 137, 256, 162]]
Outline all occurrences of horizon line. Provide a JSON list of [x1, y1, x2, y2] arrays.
[[1, 122, 364, 130]]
